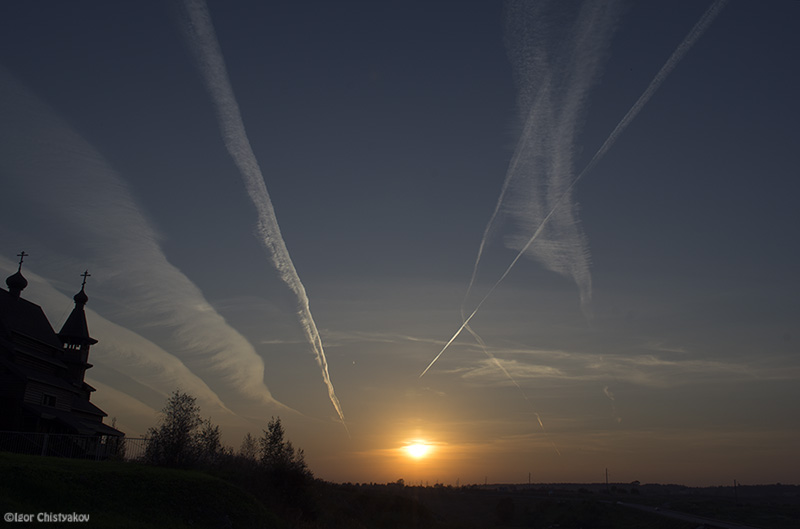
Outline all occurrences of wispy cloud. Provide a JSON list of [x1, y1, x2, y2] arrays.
[[449, 346, 795, 389], [321, 329, 448, 349], [464, 0, 624, 320], [176, 0, 346, 430], [0, 67, 285, 411], [497, 0, 623, 315], [424, 0, 728, 378]]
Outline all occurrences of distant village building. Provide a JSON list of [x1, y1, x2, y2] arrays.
[[0, 252, 122, 437]]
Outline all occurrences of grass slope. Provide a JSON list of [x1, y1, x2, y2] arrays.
[[0, 452, 287, 529]]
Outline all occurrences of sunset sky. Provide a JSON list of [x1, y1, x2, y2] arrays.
[[1, 0, 798, 486]]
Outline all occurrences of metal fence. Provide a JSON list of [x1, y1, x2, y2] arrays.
[[0, 431, 150, 462]]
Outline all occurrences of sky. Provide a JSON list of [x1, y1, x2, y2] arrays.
[[1, 0, 799, 486]]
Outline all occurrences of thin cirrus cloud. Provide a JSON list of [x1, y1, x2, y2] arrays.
[[466, 0, 625, 319], [321, 329, 449, 349], [0, 66, 287, 413], [451, 348, 791, 389]]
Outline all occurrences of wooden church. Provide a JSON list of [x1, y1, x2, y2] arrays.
[[0, 252, 122, 438]]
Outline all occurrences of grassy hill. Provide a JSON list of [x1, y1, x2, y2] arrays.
[[0, 452, 287, 528]]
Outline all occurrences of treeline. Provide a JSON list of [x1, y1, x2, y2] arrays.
[[143, 389, 315, 520]]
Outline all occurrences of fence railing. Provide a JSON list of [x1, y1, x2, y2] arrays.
[[0, 431, 150, 462]]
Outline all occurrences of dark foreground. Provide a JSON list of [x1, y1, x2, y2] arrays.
[[1, 452, 797, 528]]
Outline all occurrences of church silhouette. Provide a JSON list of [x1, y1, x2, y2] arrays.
[[0, 252, 122, 438]]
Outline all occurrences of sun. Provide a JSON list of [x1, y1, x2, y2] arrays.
[[404, 442, 431, 459]]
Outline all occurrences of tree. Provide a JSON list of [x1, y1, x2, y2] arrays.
[[145, 389, 203, 467], [256, 416, 314, 516], [239, 432, 258, 461], [196, 418, 223, 464], [259, 416, 309, 476]]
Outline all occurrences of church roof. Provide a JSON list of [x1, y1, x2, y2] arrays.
[[0, 288, 64, 350], [70, 397, 108, 417], [22, 403, 123, 437], [58, 303, 98, 346], [58, 275, 97, 347]]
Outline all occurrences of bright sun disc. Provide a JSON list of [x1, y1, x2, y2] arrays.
[[405, 443, 431, 459]]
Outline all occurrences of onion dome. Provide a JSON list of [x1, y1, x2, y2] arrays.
[[6, 251, 29, 299], [6, 271, 27, 297]]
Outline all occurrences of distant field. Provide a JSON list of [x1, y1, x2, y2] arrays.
[[319, 485, 699, 529], [628, 484, 800, 529], [1, 452, 797, 528]]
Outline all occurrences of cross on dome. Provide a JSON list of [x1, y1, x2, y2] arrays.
[[16, 251, 28, 271]]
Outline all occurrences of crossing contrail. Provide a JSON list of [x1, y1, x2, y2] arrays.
[[423, 0, 727, 378], [177, 0, 346, 431], [577, 0, 729, 181], [421, 200, 561, 378]]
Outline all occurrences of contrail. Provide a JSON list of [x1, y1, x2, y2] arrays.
[[423, 0, 727, 378], [177, 0, 347, 431], [420, 199, 560, 378], [577, 0, 729, 179]]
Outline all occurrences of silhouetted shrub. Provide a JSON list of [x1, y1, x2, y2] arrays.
[[144, 389, 225, 467]]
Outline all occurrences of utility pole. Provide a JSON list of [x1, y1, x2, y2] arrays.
[[605, 468, 610, 493]]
